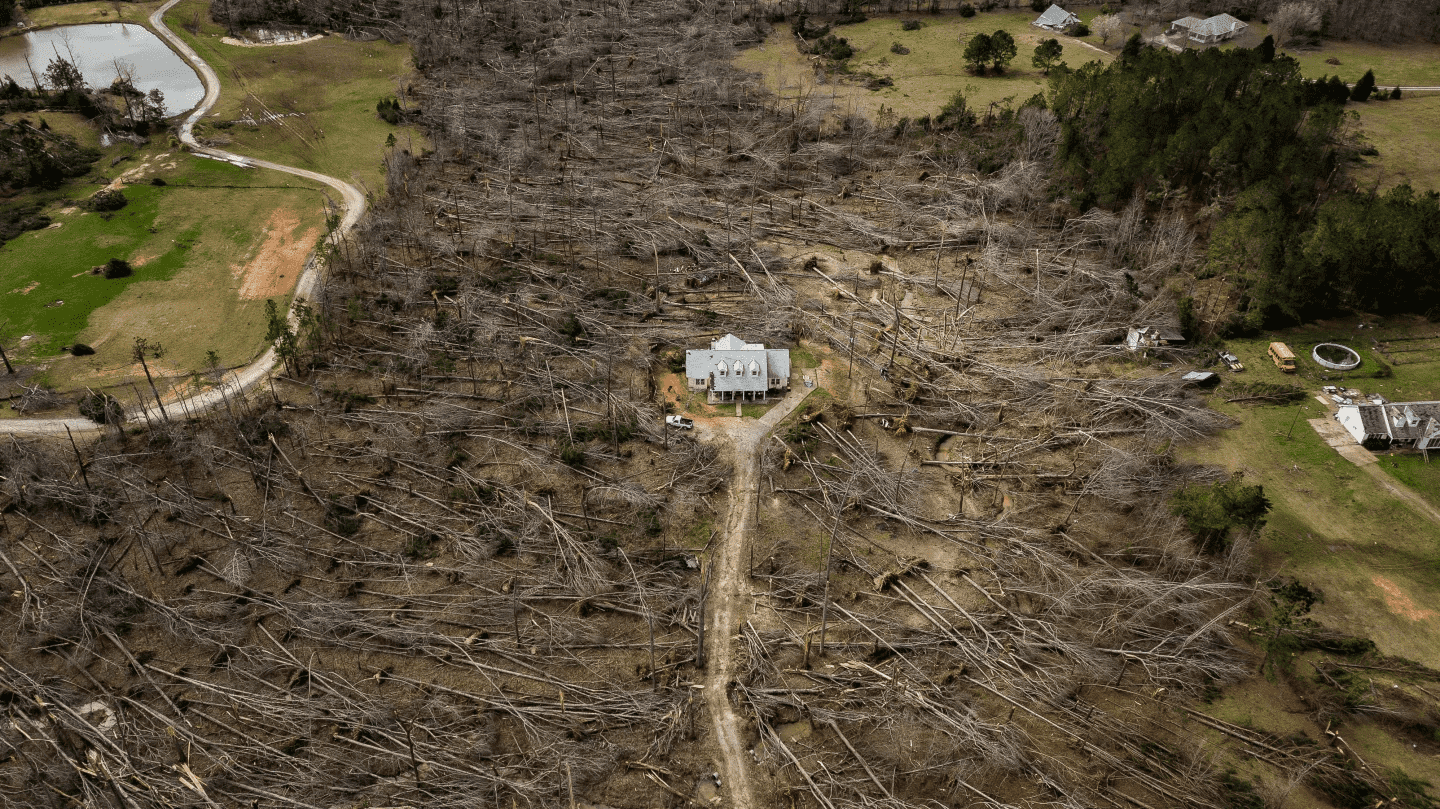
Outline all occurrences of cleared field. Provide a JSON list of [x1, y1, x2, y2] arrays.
[[736, 10, 1112, 120], [0, 148, 326, 396], [1352, 95, 1440, 193], [164, 0, 421, 194], [1283, 38, 1440, 88]]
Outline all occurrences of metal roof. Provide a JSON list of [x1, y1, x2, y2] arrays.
[[684, 334, 790, 392], [1034, 4, 1079, 28], [1186, 13, 1246, 38]]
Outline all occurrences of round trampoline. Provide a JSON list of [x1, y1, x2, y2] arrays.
[[1312, 343, 1362, 371]]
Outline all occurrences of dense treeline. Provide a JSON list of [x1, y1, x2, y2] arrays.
[[1050, 46, 1344, 209], [1051, 42, 1440, 326], [209, 0, 401, 32], [1210, 182, 1440, 323]]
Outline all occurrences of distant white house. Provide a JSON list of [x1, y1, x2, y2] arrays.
[[1032, 3, 1080, 32], [685, 334, 791, 404], [1336, 401, 1440, 452], [1168, 13, 1247, 43]]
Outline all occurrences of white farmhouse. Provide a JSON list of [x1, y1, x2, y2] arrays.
[[685, 334, 790, 404], [1336, 401, 1440, 452]]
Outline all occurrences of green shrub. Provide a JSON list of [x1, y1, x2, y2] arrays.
[[901, 18, 922, 30], [558, 441, 586, 468], [103, 258, 132, 279], [1072, 22, 1090, 36]]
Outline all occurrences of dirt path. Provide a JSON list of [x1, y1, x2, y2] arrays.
[[1360, 463, 1440, 525], [700, 386, 808, 809], [0, 0, 365, 437]]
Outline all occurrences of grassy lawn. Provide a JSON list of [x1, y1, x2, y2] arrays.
[[164, 0, 421, 195], [2, 111, 104, 149], [11, 0, 162, 30], [735, 10, 1112, 121], [1282, 39, 1440, 88], [1, 147, 327, 397], [1186, 394, 1440, 669], [1352, 96, 1440, 193], [1187, 318, 1440, 669]]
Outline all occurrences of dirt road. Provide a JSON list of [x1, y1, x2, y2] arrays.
[[0, 0, 365, 437], [700, 386, 808, 809]]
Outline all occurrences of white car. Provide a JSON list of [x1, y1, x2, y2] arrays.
[[665, 415, 694, 430]]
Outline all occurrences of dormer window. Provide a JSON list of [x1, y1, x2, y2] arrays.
[[717, 362, 727, 377], [733, 361, 744, 376], [750, 361, 760, 377]]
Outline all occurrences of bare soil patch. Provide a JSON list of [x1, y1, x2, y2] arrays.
[[237, 208, 320, 299], [1372, 575, 1437, 622]]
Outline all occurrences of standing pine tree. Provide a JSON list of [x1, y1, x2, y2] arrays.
[[1350, 69, 1376, 102], [1032, 38, 1063, 75], [1256, 34, 1275, 62], [1121, 32, 1144, 59], [962, 33, 992, 74], [988, 30, 1017, 74], [1326, 75, 1349, 103]]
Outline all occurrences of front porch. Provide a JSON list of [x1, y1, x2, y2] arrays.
[[707, 389, 770, 404]]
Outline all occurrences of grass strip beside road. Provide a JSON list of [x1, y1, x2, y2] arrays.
[[163, 0, 421, 195]]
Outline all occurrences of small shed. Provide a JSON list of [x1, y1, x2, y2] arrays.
[[1032, 4, 1080, 32], [1126, 326, 1186, 352]]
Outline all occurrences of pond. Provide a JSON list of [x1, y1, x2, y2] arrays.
[[0, 23, 204, 117]]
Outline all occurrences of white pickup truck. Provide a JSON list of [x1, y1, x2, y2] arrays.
[[665, 415, 694, 430]]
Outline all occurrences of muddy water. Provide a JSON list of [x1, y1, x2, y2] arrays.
[[0, 23, 203, 116]]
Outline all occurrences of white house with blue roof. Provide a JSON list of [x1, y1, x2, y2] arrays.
[[685, 334, 791, 403]]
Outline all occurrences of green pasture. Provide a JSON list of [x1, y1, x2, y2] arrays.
[[736, 10, 1112, 121], [1187, 394, 1440, 669], [1282, 38, 1440, 89], [164, 0, 422, 195], [9, 0, 162, 31], [1353, 96, 1440, 194], [1, 150, 326, 392]]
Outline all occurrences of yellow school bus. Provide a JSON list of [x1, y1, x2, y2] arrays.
[[1268, 342, 1296, 373]]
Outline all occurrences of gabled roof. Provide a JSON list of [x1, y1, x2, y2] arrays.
[[1170, 16, 1204, 29], [766, 349, 790, 380], [712, 333, 749, 351], [1358, 404, 1390, 438], [686, 333, 790, 392], [1034, 4, 1079, 28], [1190, 12, 1246, 38]]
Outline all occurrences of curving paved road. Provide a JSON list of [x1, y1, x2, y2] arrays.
[[0, 0, 365, 436]]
